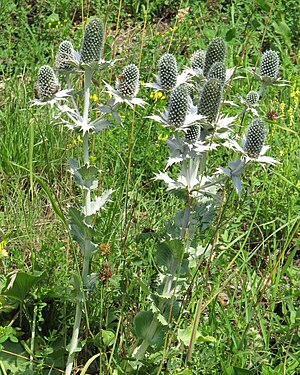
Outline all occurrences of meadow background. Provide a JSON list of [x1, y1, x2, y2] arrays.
[[0, 0, 299, 374]]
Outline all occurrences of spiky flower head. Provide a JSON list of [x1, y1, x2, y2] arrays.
[[168, 84, 189, 128], [117, 64, 140, 98], [80, 18, 104, 66], [203, 37, 226, 77], [243, 118, 267, 158], [158, 53, 178, 90], [190, 49, 206, 71], [185, 125, 201, 143], [198, 78, 223, 123], [246, 90, 259, 106], [36, 65, 61, 100], [207, 61, 226, 84], [259, 50, 280, 80], [55, 40, 76, 71]]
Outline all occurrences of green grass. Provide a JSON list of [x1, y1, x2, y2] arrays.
[[0, 0, 299, 374]]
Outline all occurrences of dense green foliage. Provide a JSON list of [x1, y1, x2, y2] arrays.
[[0, 1, 299, 374]]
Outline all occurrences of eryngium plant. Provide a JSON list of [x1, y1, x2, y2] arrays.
[[117, 64, 140, 98], [198, 77, 223, 124], [259, 50, 280, 80], [80, 18, 104, 66], [55, 40, 76, 71], [158, 53, 178, 90], [243, 118, 267, 158], [185, 124, 201, 143], [203, 37, 226, 77], [168, 84, 190, 127], [36, 65, 61, 100]]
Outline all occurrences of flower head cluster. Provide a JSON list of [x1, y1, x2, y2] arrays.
[[55, 41, 76, 72], [243, 118, 266, 158], [36, 65, 61, 100], [203, 37, 226, 77], [190, 49, 206, 72], [198, 78, 223, 124], [259, 50, 280, 81], [116, 64, 140, 98], [158, 53, 178, 90], [80, 18, 104, 68]]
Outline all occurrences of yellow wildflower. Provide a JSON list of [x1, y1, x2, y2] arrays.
[[90, 94, 98, 103], [158, 133, 168, 141], [296, 180, 300, 190]]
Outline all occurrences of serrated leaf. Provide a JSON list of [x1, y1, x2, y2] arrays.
[[68, 159, 99, 191], [83, 189, 113, 216], [68, 207, 97, 257]]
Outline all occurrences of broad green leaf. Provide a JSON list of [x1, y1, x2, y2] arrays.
[[101, 329, 115, 346], [156, 239, 188, 276], [3, 271, 45, 302], [226, 28, 236, 41], [0, 341, 30, 374], [178, 325, 216, 346], [134, 311, 154, 340]]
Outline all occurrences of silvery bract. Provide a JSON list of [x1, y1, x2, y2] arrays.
[[36, 65, 61, 100]]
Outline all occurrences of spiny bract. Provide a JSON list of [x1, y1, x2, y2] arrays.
[[80, 18, 104, 66], [168, 85, 189, 128], [36, 65, 61, 100], [190, 49, 206, 71], [117, 64, 140, 98], [207, 61, 226, 84], [259, 50, 280, 79], [158, 53, 178, 90], [55, 40, 76, 71], [198, 78, 223, 123], [244, 118, 267, 158], [203, 37, 226, 77]]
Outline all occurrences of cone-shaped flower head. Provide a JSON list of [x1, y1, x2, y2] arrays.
[[117, 64, 140, 98], [246, 90, 259, 106], [80, 18, 104, 66], [168, 84, 189, 128], [36, 65, 61, 100], [203, 37, 226, 77], [243, 118, 267, 158], [185, 125, 201, 143], [198, 78, 223, 123], [207, 61, 226, 84], [158, 53, 178, 90], [190, 49, 206, 71], [55, 40, 76, 71], [259, 50, 280, 80]]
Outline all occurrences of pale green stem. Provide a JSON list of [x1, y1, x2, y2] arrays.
[[65, 69, 93, 375], [65, 299, 83, 375], [66, 73, 81, 119]]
